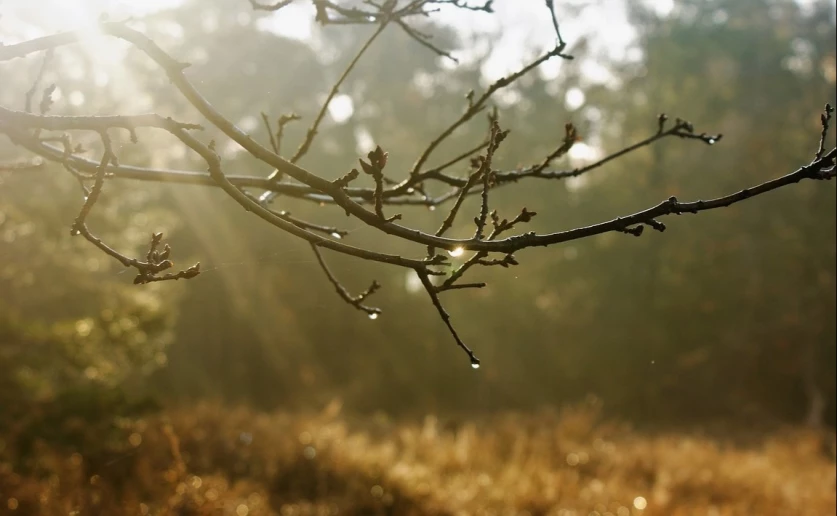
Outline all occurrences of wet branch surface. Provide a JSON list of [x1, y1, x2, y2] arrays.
[[0, 0, 834, 366]]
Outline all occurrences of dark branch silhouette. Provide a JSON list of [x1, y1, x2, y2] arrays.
[[0, 0, 834, 366]]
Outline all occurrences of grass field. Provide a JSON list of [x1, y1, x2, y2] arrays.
[[1, 401, 835, 515]]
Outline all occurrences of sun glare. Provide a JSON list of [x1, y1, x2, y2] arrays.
[[0, 0, 183, 112], [2, 0, 184, 37], [255, 3, 313, 41]]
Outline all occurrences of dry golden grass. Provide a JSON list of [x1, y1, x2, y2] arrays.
[[0, 400, 834, 516]]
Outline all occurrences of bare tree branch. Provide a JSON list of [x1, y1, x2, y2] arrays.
[[416, 268, 481, 368], [24, 48, 53, 114], [68, 131, 201, 284], [312, 243, 382, 317], [815, 103, 833, 161], [0, 4, 832, 366], [290, 19, 388, 164], [544, 0, 566, 46], [407, 43, 571, 178]]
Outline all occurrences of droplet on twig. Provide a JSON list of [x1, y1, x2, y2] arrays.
[[368, 312, 379, 320], [448, 247, 465, 257]]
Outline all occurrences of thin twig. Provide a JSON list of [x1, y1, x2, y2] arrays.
[[69, 132, 200, 284], [24, 49, 53, 113], [815, 103, 833, 161], [0, 106, 203, 133], [261, 112, 279, 154], [544, 0, 566, 46], [71, 133, 112, 231], [424, 140, 490, 176], [271, 208, 349, 238], [359, 145, 401, 222], [258, 18, 389, 205], [473, 121, 508, 239], [407, 44, 570, 178], [290, 20, 388, 164], [494, 115, 720, 184], [312, 243, 382, 317], [416, 268, 480, 367], [439, 207, 535, 292], [434, 170, 481, 238], [394, 18, 458, 62], [528, 122, 578, 176]]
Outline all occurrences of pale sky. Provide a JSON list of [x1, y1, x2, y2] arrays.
[[1, 0, 647, 76]]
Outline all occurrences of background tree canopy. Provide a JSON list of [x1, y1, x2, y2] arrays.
[[1, 0, 834, 429]]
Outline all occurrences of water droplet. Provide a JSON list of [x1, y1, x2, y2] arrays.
[[707, 138, 715, 145], [330, 232, 342, 239], [428, 205, 436, 211], [470, 358, 480, 369], [368, 312, 379, 320], [406, 187, 415, 194], [448, 247, 465, 257], [71, 229, 80, 236]]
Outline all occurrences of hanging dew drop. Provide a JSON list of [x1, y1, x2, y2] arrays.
[[448, 247, 464, 257], [428, 205, 436, 211], [330, 232, 342, 239], [707, 138, 715, 145], [368, 312, 379, 320], [470, 360, 480, 370]]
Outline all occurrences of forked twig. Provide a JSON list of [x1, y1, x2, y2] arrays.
[[69, 132, 200, 284], [312, 243, 382, 317]]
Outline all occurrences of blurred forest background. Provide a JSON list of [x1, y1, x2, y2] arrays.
[[1, 0, 835, 514]]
